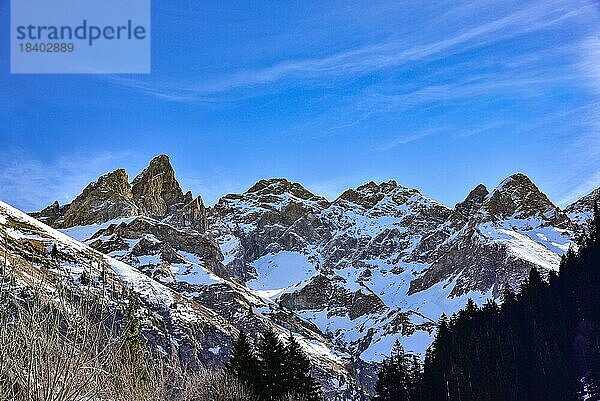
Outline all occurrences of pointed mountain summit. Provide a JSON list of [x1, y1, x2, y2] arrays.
[[31, 155, 200, 229], [454, 183, 488, 220], [411, 173, 573, 297], [62, 168, 138, 228], [131, 154, 186, 218], [336, 180, 408, 209], [482, 173, 570, 227], [246, 178, 325, 203], [31, 200, 68, 226]]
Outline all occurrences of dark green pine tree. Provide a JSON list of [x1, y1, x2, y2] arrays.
[[284, 333, 322, 401], [579, 202, 600, 400], [373, 340, 411, 401], [257, 328, 289, 400], [407, 354, 422, 401], [226, 331, 260, 390]]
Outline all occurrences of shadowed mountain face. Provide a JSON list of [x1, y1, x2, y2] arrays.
[[22, 155, 598, 400]]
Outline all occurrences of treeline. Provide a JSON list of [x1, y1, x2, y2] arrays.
[[374, 206, 600, 401], [226, 329, 322, 401]]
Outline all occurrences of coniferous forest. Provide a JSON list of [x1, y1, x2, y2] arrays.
[[226, 329, 322, 401], [373, 206, 600, 401]]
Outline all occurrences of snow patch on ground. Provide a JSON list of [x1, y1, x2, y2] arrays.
[[247, 251, 316, 294]]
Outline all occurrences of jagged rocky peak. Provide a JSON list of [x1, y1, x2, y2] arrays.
[[214, 178, 330, 215], [336, 179, 413, 209], [482, 173, 569, 226], [131, 154, 186, 218], [169, 195, 208, 232], [62, 168, 138, 228], [245, 178, 329, 206], [566, 186, 600, 229], [335, 180, 451, 223], [30, 200, 68, 226], [454, 183, 489, 220]]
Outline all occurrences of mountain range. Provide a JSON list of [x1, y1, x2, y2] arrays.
[[1, 154, 597, 400]]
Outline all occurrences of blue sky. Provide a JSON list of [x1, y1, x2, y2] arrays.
[[1, 0, 600, 211]]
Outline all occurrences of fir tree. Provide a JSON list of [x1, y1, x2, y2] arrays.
[[226, 331, 260, 390], [402, 205, 600, 401], [257, 328, 289, 400], [284, 333, 322, 401], [373, 340, 411, 401], [50, 243, 58, 261]]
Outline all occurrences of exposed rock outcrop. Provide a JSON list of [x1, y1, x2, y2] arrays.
[[169, 196, 208, 232], [30, 200, 69, 226], [131, 154, 187, 218], [454, 184, 488, 220], [566, 187, 600, 231], [410, 173, 573, 297], [61, 169, 138, 227]]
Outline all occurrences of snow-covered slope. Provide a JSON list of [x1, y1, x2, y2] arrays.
[[208, 173, 575, 364], [3, 199, 368, 400]]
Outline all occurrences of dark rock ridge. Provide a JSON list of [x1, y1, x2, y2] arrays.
[[33, 155, 207, 231], [30, 200, 69, 226]]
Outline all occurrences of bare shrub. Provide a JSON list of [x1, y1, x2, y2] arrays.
[[172, 368, 260, 401], [0, 277, 153, 401], [0, 273, 290, 401]]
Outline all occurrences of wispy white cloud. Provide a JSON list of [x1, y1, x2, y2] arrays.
[[109, 0, 592, 102], [554, 36, 600, 206], [557, 169, 600, 207], [375, 128, 446, 151], [579, 35, 600, 95]]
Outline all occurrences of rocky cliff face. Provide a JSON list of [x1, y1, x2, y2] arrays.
[[63, 168, 139, 227], [410, 174, 572, 297], [566, 187, 600, 232], [131, 155, 187, 218], [27, 155, 599, 400], [454, 183, 488, 221], [207, 178, 331, 280], [168, 196, 208, 232]]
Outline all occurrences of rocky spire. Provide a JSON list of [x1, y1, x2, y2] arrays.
[[30, 200, 68, 226], [62, 168, 138, 227], [454, 184, 488, 220], [131, 155, 186, 218]]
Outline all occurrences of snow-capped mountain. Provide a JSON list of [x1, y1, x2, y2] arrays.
[[566, 186, 600, 232], [23, 154, 600, 399]]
